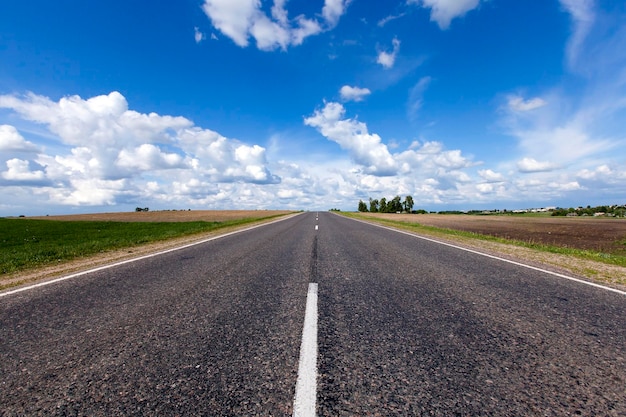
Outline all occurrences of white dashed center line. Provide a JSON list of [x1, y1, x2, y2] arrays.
[[293, 283, 318, 417]]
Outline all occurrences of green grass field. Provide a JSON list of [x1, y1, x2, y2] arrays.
[[0, 216, 281, 276]]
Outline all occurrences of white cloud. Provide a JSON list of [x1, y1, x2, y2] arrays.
[[409, 0, 481, 30], [513, 123, 614, 167], [322, 0, 348, 27], [178, 127, 278, 184], [339, 85, 371, 102], [407, 76, 432, 118], [0, 91, 192, 148], [201, 0, 348, 51], [201, 0, 258, 48], [577, 164, 611, 180], [507, 95, 547, 112], [0, 125, 39, 152], [576, 164, 626, 190], [397, 141, 474, 172], [559, 0, 595, 69], [194, 27, 206, 43], [377, 38, 400, 69], [378, 13, 406, 27], [304, 102, 397, 175], [116, 144, 188, 171], [478, 169, 505, 182], [501, 85, 619, 171], [2, 158, 45, 181], [0, 91, 279, 208], [48, 178, 127, 206], [517, 157, 560, 173], [304, 102, 476, 188]]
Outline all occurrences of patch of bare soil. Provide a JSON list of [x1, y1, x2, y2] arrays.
[[357, 213, 626, 290], [361, 213, 626, 253]]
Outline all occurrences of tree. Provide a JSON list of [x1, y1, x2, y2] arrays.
[[389, 195, 402, 213], [403, 195, 414, 213], [358, 200, 368, 212], [379, 197, 388, 213], [369, 198, 379, 213]]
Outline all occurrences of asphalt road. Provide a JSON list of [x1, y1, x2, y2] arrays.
[[1, 212, 625, 416]]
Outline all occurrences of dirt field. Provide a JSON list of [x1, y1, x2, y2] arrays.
[[359, 213, 626, 254], [30, 210, 295, 223]]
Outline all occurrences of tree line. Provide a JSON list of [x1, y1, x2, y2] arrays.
[[357, 195, 417, 213], [551, 205, 626, 217]]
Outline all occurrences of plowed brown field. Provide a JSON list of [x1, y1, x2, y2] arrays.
[[359, 213, 626, 255]]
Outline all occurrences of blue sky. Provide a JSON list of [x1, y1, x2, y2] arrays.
[[1, 0, 625, 215]]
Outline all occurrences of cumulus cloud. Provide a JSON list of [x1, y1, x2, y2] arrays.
[[377, 38, 400, 69], [201, 0, 349, 51], [396, 140, 474, 174], [575, 164, 626, 197], [116, 144, 188, 171], [305, 102, 476, 182], [478, 169, 505, 182], [322, 0, 347, 27], [305, 102, 397, 175], [0, 91, 192, 148], [517, 157, 560, 173], [577, 164, 612, 181], [178, 127, 279, 184], [2, 158, 45, 181], [339, 85, 371, 102], [0, 91, 279, 207], [0, 125, 39, 152], [49, 178, 127, 206], [409, 0, 481, 30]]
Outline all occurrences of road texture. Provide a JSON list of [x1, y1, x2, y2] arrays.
[[1, 212, 625, 415]]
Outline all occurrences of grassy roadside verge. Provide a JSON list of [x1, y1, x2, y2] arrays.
[[0, 213, 289, 288], [341, 212, 626, 288]]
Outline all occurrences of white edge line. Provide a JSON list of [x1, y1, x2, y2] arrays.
[[344, 215, 626, 297], [1, 213, 304, 298], [293, 282, 318, 417]]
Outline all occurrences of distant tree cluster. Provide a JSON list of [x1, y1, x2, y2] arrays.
[[357, 195, 415, 213], [551, 205, 626, 217]]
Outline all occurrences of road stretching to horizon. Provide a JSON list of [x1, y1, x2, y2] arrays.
[[1, 212, 625, 415]]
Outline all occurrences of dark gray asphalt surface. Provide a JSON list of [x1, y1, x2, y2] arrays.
[[1, 212, 625, 416]]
